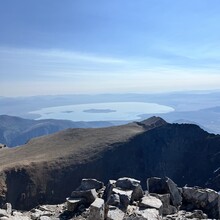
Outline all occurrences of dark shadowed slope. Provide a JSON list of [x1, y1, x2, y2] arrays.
[[0, 116, 220, 210]]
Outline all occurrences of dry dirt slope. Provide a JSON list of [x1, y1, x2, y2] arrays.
[[0, 116, 220, 210]]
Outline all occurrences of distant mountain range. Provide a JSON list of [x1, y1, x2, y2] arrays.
[[0, 115, 114, 147], [0, 116, 220, 210]]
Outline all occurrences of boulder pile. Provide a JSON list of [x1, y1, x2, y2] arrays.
[[66, 177, 218, 219], [0, 176, 220, 219]]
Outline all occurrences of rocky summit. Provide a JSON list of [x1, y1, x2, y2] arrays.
[[0, 176, 219, 220], [0, 117, 220, 211]]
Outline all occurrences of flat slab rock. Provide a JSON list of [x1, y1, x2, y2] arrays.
[[139, 195, 163, 210]]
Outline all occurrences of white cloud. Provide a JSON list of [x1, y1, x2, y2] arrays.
[[1, 47, 220, 96], [0, 47, 126, 64]]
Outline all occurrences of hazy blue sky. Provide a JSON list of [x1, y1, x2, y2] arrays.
[[1, 0, 220, 96]]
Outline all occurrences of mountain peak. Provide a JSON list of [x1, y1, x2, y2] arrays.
[[137, 116, 167, 128]]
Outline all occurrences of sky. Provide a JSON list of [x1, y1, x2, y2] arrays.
[[1, 0, 220, 96]]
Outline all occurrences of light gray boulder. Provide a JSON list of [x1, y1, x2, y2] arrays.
[[139, 195, 163, 215], [135, 208, 162, 220], [106, 206, 125, 220], [88, 198, 105, 220], [0, 209, 8, 218]]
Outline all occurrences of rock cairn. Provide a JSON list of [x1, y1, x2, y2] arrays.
[[1, 177, 220, 219]]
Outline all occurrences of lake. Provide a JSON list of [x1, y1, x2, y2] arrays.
[[30, 102, 174, 122]]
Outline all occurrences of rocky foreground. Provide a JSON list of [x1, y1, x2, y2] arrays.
[[0, 177, 219, 220]]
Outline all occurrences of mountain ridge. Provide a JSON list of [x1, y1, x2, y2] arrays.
[[0, 117, 220, 210], [0, 114, 114, 147]]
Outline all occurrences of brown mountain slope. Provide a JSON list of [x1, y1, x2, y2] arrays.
[[0, 116, 165, 170], [0, 116, 220, 210], [0, 117, 166, 209]]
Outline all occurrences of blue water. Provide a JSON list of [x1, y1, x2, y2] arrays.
[[30, 102, 174, 122]]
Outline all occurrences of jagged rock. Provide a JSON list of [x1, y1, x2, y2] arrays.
[[139, 195, 163, 215], [166, 178, 182, 207], [77, 179, 104, 191], [71, 189, 97, 205], [131, 184, 144, 202], [103, 180, 116, 202], [106, 194, 120, 206], [182, 186, 220, 219], [88, 198, 104, 220], [116, 177, 140, 190], [147, 177, 167, 194], [106, 206, 125, 220], [147, 177, 182, 207], [119, 194, 130, 210], [153, 193, 177, 215], [112, 188, 132, 209]]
